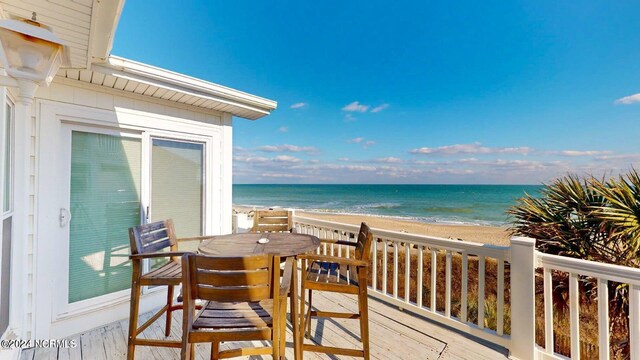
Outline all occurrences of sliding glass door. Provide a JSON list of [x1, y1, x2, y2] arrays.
[[61, 128, 207, 311], [68, 131, 142, 303], [150, 139, 204, 243]]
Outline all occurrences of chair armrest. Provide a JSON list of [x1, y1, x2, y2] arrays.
[[279, 258, 294, 297], [297, 254, 368, 267], [319, 239, 356, 247], [129, 251, 188, 260], [176, 235, 218, 242]]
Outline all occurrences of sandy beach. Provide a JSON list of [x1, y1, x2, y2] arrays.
[[235, 206, 511, 246]]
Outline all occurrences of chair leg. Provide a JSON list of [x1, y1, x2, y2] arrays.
[[127, 267, 142, 360], [273, 314, 281, 360], [210, 341, 219, 360], [279, 299, 287, 358], [165, 285, 174, 337], [305, 290, 313, 338], [181, 334, 191, 360], [298, 281, 306, 360], [358, 287, 371, 360], [290, 259, 299, 359]]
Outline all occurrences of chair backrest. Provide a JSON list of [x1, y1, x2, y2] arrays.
[[129, 219, 177, 255], [183, 253, 279, 303], [251, 210, 293, 233], [355, 222, 373, 263]]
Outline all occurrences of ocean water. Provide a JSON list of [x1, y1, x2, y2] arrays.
[[233, 184, 542, 226]]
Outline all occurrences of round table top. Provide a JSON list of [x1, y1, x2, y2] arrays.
[[198, 232, 320, 257]]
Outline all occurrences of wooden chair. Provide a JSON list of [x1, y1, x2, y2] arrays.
[[298, 222, 373, 359], [127, 219, 213, 359], [251, 210, 293, 233], [180, 253, 293, 360]]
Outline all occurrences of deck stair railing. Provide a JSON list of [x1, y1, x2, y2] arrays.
[[291, 214, 640, 360]]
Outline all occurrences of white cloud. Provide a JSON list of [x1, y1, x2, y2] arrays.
[[342, 101, 369, 112], [344, 113, 357, 122], [233, 156, 271, 163], [273, 155, 303, 163], [411, 160, 437, 165], [290, 102, 307, 109], [409, 142, 532, 156], [370, 103, 389, 113], [233, 146, 250, 155], [278, 126, 289, 133], [338, 157, 350, 162], [375, 157, 403, 164], [430, 168, 477, 175], [346, 165, 378, 171], [302, 163, 377, 172], [257, 144, 319, 155], [555, 150, 612, 157], [457, 157, 480, 163], [260, 173, 307, 179], [348, 137, 375, 149], [614, 94, 640, 105], [594, 153, 640, 161], [363, 140, 376, 149]]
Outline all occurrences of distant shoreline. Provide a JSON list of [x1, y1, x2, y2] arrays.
[[234, 205, 511, 246], [233, 204, 506, 227]]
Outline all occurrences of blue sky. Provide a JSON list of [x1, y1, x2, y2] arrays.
[[112, 1, 640, 184]]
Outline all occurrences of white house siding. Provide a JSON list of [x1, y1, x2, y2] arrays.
[[22, 77, 233, 338]]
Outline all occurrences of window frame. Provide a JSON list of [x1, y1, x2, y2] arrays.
[[2, 98, 13, 218]]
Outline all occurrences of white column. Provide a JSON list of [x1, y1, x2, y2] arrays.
[[220, 113, 233, 235], [510, 236, 537, 360], [9, 94, 32, 339]]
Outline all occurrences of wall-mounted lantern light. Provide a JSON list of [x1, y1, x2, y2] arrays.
[[0, 14, 70, 103]]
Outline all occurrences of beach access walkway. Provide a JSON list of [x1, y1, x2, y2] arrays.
[[20, 290, 509, 360]]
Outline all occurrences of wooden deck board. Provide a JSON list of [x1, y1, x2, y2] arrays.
[[21, 291, 508, 359]]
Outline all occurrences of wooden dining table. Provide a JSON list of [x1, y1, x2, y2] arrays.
[[198, 232, 320, 358], [198, 232, 320, 257]]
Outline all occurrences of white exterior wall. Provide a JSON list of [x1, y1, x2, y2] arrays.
[[14, 77, 234, 339]]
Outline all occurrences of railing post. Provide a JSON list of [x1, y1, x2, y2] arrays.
[[232, 213, 239, 233], [510, 236, 536, 360], [232, 213, 249, 234], [631, 284, 640, 360]]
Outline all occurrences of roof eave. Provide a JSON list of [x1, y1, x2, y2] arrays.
[[95, 56, 277, 120], [87, 0, 125, 68]]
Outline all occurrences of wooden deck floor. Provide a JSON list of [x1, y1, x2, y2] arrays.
[[21, 291, 509, 360]]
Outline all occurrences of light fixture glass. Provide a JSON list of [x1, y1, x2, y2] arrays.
[[0, 18, 70, 86]]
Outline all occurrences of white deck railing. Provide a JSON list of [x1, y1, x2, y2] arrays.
[[537, 253, 640, 360], [292, 215, 512, 349], [289, 214, 640, 360]]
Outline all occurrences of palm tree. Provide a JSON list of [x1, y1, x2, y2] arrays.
[[593, 168, 640, 262]]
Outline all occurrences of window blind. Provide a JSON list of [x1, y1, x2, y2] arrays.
[[68, 132, 141, 303]]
